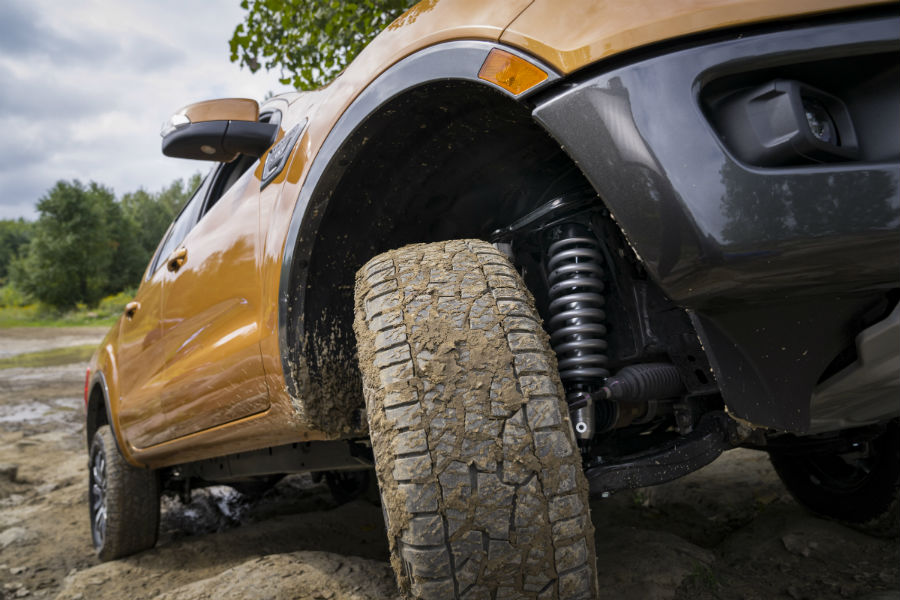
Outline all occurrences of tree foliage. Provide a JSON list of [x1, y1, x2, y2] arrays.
[[229, 0, 417, 90], [10, 181, 135, 308], [121, 173, 201, 262], [0, 219, 33, 283], [7, 175, 197, 309]]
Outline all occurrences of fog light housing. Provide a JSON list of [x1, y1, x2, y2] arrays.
[[714, 79, 858, 166], [802, 98, 837, 145]]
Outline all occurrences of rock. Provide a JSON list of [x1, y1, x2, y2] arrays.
[[0, 527, 34, 549], [782, 533, 812, 557], [594, 526, 716, 600], [55, 550, 399, 600], [55, 563, 118, 600], [36, 483, 59, 495], [0, 464, 18, 482], [786, 584, 804, 599], [149, 551, 399, 600], [0, 494, 26, 507]]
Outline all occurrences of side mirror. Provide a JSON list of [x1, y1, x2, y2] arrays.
[[160, 98, 278, 162]]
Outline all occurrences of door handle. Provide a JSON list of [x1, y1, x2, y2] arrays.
[[124, 301, 140, 319], [167, 247, 188, 272]]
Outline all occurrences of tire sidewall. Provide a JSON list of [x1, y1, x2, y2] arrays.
[[88, 428, 108, 552], [770, 420, 900, 535], [88, 424, 160, 560]]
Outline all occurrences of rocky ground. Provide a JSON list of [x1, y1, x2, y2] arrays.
[[0, 327, 897, 600]]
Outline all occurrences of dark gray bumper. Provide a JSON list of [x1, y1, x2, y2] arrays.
[[532, 10, 900, 431]]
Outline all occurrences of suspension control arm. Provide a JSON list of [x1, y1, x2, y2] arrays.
[[586, 412, 734, 496]]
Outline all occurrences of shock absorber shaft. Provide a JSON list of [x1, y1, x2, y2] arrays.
[[545, 223, 610, 440]]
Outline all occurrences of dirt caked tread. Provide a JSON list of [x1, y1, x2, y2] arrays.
[[353, 240, 598, 599], [90, 425, 160, 560]]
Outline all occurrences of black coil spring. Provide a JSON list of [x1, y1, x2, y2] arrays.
[[546, 228, 609, 386]]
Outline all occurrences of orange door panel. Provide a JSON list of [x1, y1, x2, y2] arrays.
[[158, 165, 269, 441], [115, 268, 169, 448]]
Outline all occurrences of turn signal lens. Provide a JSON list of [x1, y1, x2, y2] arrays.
[[478, 49, 547, 96]]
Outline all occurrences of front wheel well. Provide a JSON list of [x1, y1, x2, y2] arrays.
[[85, 380, 109, 449], [292, 79, 594, 428]]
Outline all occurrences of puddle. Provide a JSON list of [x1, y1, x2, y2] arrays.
[[0, 398, 80, 425], [0, 364, 88, 390], [0, 328, 107, 359]]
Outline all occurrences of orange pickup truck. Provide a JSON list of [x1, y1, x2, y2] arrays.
[[85, 1, 899, 598]]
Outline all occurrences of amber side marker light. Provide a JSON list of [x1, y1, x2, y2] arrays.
[[478, 48, 547, 96]]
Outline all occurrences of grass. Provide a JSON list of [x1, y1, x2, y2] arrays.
[[0, 344, 97, 369], [0, 290, 133, 328], [0, 305, 119, 328]]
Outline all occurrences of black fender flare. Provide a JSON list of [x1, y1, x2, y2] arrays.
[[86, 369, 141, 466], [86, 370, 114, 449]]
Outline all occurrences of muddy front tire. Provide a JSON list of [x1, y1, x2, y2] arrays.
[[89, 425, 160, 560], [353, 240, 598, 599]]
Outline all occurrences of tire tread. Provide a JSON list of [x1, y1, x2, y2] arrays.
[[354, 240, 598, 599], [90, 425, 159, 561]]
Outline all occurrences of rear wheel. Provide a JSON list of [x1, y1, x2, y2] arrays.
[[353, 240, 598, 599], [769, 419, 899, 537], [89, 425, 160, 560]]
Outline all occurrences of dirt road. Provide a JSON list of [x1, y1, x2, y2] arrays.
[[0, 327, 897, 599]]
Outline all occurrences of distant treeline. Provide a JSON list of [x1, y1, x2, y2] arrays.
[[0, 175, 200, 310]]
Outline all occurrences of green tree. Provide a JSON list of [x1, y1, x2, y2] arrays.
[[121, 173, 200, 269], [0, 218, 34, 283], [230, 0, 417, 90], [11, 181, 141, 309]]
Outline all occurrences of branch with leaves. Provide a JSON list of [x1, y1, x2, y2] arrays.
[[229, 0, 417, 91]]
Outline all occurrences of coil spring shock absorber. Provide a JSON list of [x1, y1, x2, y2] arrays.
[[546, 222, 610, 440]]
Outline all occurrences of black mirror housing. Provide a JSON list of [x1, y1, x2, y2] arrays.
[[162, 121, 278, 162]]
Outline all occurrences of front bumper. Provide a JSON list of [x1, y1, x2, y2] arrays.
[[532, 10, 899, 431]]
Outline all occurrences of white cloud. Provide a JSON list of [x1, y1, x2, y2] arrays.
[[0, 0, 291, 220]]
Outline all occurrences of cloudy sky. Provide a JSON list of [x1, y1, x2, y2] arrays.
[[0, 0, 290, 220]]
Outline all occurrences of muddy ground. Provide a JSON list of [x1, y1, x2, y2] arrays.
[[0, 327, 897, 600]]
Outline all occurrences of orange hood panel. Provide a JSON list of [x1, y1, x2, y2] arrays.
[[501, 0, 892, 73]]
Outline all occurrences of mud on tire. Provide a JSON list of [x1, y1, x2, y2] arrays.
[[89, 425, 160, 561], [353, 240, 598, 599]]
